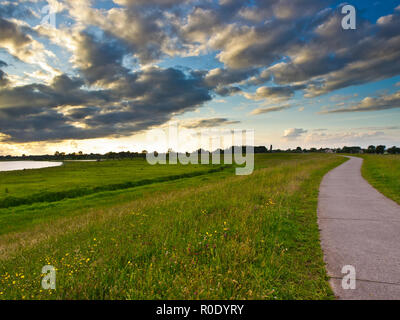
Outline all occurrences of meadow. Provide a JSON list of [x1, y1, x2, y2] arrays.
[[0, 154, 346, 299], [359, 154, 400, 204], [0, 160, 225, 209]]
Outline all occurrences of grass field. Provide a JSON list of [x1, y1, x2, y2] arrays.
[[359, 154, 400, 204], [0, 154, 346, 300], [0, 160, 225, 208]]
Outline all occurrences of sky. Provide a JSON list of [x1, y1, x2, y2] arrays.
[[0, 0, 399, 155]]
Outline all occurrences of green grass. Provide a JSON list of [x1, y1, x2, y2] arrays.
[[0, 154, 346, 300], [359, 154, 400, 204], [0, 159, 226, 208]]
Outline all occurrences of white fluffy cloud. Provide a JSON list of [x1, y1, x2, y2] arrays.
[[283, 128, 308, 140]]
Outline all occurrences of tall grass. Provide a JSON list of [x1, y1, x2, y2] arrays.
[[360, 154, 400, 204], [0, 154, 345, 300], [0, 166, 227, 208], [0, 159, 224, 205]]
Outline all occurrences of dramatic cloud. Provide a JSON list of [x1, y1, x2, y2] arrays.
[[66, 0, 175, 64], [204, 68, 259, 88], [321, 90, 400, 113], [181, 118, 240, 129], [0, 60, 8, 87], [239, 5, 400, 98], [250, 104, 292, 115], [0, 66, 212, 142], [244, 86, 301, 102], [0, 70, 8, 87], [0, 0, 399, 148], [0, 17, 33, 58], [0, 14, 60, 79]]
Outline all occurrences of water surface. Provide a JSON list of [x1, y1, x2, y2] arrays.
[[0, 161, 63, 172]]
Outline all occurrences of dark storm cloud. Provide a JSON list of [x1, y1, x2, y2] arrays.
[[179, 0, 331, 70], [178, 1, 400, 102], [0, 69, 8, 87], [68, 1, 173, 64], [0, 25, 216, 143], [0, 16, 31, 48], [0, 15, 44, 65], [0, 74, 108, 110], [70, 0, 400, 101], [0, 66, 212, 142], [74, 31, 132, 85], [268, 7, 400, 97], [214, 86, 242, 97], [0, 60, 8, 87]]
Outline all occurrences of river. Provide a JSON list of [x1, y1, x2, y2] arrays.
[[0, 161, 63, 172]]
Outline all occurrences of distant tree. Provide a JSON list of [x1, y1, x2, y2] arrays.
[[376, 145, 386, 154], [296, 147, 302, 153], [367, 145, 376, 154], [254, 146, 268, 153], [387, 146, 400, 154], [342, 146, 362, 154]]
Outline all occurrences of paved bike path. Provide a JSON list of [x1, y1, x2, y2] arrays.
[[318, 156, 400, 300]]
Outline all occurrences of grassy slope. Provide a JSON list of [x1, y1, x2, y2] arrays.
[[0, 154, 345, 300], [0, 154, 307, 235], [0, 160, 225, 208], [359, 155, 400, 204]]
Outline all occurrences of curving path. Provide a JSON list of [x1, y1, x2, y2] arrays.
[[318, 156, 400, 300]]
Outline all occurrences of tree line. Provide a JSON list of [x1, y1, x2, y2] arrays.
[[0, 145, 399, 161]]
